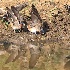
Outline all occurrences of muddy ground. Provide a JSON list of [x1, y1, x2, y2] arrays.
[[0, 0, 70, 70]]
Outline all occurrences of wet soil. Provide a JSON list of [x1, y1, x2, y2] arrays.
[[0, 0, 70, 70]]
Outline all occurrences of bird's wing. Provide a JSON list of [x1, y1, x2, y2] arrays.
[[31, 4, 42, 23], [6, 7, 20, 27], [11, 6, 20, 20], [15, 2, 28, 11], [6, 7, 17, 21], [31, 11, 38, 23]]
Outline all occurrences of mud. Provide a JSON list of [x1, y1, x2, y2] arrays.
[[0, 0, 70, 70]]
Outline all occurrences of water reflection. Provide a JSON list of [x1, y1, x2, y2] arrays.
[[64, 60, 70, 70]]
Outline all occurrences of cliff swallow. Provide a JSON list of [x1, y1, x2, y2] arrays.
[[11, 6, 20, 21], [9, 2, 28, 24], [2, 2, 28, 33], [6, 7, 22, 33], [27, 4, 42, 34]]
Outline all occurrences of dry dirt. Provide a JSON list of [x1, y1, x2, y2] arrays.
[[0, 0, 70, 70]]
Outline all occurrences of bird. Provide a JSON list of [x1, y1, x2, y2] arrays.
[[11, 6, 20, 21], [27, 4, 43, 34], [6, 7, 22, 33], [9, 2, 28, 24], [2, 2, 28, 33]]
